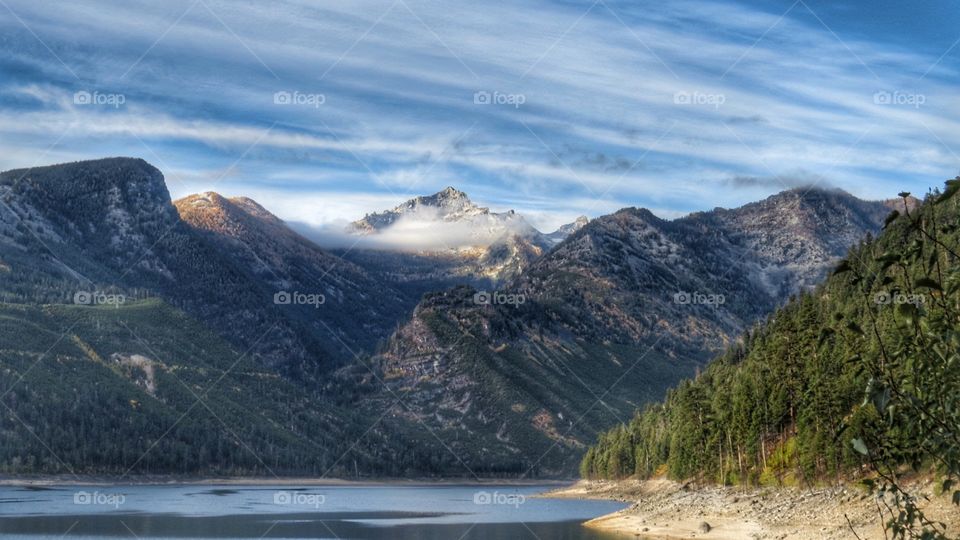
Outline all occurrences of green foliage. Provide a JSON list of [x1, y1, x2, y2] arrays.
[[582, 180, 960, 538], [582, 290, 862, 483], [834, 187, 960, 538], [0, 299, 433, 477]]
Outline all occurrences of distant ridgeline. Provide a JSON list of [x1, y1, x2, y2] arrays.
[[581, 179, 960, 493]]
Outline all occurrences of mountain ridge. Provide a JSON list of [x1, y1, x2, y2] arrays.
[[362, 186, 896, 475], [0, 158, 413, 379], [0, 157, 906, 477]]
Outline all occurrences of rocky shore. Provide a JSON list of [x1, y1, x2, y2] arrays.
[[547, 478, 959, 539]]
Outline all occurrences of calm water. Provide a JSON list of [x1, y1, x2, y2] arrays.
[[0, 484, 630, 539]]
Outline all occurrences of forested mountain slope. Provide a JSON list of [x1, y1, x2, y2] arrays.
[[0, 299, 420, 476], [581, 179, 960, 536]]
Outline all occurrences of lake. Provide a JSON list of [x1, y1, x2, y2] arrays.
[[0, 484, 630, 539]]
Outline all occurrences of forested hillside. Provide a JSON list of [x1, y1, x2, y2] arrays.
[[581, 179, 960, 536], [0, 299, 452, 476], [369, 188, 894, 476]]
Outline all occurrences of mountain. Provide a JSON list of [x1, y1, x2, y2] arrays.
[[690, 187, 906, 294], [348, 187, 493, 234], [544, 215, 589, 245], [0, 158, 412, 379], [0, 158, 904, 478], [338, 188, 553, 287], [0, 158, 446, 476], [174, 192, 414, 370], [359, 188, 894, 475], [579, 182, 959, 524], [0, 157, 179, 293]]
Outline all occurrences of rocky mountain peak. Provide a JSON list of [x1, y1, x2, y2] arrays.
[[406, 187, 483, 216], [437, 186, 469, 201], [370, 187, 899, 474], [557, 215, 589, 233], [350, 187, 490, 234], [340, 187, 550, 283], [229, 196, 274, 217]]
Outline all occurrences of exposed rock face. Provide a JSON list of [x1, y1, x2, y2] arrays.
[[341, 187, 555, 285], [367, 188, 893, 475]]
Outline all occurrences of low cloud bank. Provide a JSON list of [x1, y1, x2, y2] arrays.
[[293, 206, 539, 252]]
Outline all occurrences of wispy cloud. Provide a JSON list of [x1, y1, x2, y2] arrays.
[[0, 0, 957, 224]]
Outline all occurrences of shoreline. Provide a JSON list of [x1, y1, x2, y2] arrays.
[[0, 475, 574, 488], [545, 477, 960, 540]]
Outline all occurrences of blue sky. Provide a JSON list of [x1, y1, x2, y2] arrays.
[[1, 0, 958, 231]]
